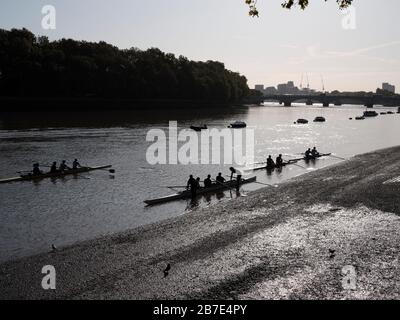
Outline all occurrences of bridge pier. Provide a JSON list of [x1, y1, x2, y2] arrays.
[[306, 100, 313, 106], [284, 101, 292, 107], [365, 103, 374, 108], [323, 102, 329, 107], [334, 101, 342, 106]]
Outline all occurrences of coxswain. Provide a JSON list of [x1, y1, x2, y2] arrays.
[[72, 159, 81, 170], [50, 162, 58, 173], [32, 163, 42, 175], [59, 160, 70, 172], [216, 172, 226, 184], [311, 147, 320, 157], [266, 155, 275, 169], [204, 175, 212, 188], [276, 154, 284, 167]]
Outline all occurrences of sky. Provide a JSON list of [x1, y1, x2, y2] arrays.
[[1, 0, 400, 92]]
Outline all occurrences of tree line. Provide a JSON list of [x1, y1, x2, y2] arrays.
[[0, 28, 250, 102]]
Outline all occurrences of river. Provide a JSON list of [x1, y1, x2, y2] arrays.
[[0, 103, 399, 262]]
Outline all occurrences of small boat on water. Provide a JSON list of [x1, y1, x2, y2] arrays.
[[303, 153, 331, 161], [387, 111, 394, 115], [355, 116, 365, 120], [0, 165, 113, 184], [296, 119, 309, 124], [363, 110, 378, 117], [228, 121, 247, 128], [190, 125, 208, 131], [380, 112, 387, 115], [144, 176, 256, 205], [287, 153, 331, 162], [248, 153, 331, 171], [250, 161, 291, 172], [313, 116, 326, 123]]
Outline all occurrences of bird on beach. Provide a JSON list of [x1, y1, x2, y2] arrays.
[[329, 249, 336, 259], [51, 244, 58, 252], [164, 264, 171, 278]]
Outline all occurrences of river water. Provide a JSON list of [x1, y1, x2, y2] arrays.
[[0, 103, 399, 262]]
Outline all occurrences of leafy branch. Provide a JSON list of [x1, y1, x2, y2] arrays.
[[246, 0, 353, 17]]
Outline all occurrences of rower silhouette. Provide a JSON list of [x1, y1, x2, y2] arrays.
[[164, 263, 171, 277]]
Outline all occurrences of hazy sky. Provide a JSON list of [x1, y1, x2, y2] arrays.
[[1, 0, 400, 92]]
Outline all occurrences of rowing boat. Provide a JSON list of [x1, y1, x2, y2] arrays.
[[248, 153, 332, 171], [0, 165, 112, 184], [291, 153, 332, 162], [144, 176, 257, 205], [250, 162, 290, 171]]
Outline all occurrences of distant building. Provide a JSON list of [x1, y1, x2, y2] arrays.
[[277, 83, 288, 94], [277, 81, 300, 94], [382, 82, 395, 93], [254, 85, 265, 93], [263, 81, 319, 95], [264, 86, 277, 95]]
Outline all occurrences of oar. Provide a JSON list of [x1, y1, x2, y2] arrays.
[[253, 181, 276, 187], [16, 170, 31, 174], [84, 165, 115, 174], [248, 161, 267, 165], [328, 154, 347, 161], [163, 185, 187, 189], [290, 162, 306, 169]]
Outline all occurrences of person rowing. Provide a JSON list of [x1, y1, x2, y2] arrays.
[[305, 148, 312, 159], [50, 162, 58, 173], [276, 154, 284, 167], [311, 147, 320, 157], [72, 159, 81, 170], [266, 155, 275, 170], [32, 163, 42, 175], [216, 172, 226, 184], [186, 175, 198, 198], [204, 175, 212, 188], [59, 160, 70, 172], [187, 175, 195, 189]]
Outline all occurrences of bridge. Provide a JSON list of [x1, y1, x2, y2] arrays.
[[262, 94, 400, 108]]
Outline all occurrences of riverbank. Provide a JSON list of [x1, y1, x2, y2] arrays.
[[0, 97, 254, 112], [1, 146, 400, 299]]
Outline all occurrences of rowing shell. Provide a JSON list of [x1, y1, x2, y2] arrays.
[[0, 165, 112, 184], [144, 176, 257, 206], [250, 162, 290, 172]]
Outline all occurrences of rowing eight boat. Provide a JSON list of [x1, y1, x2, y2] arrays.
[[144, 176, 257, 205], [0, 165, 113, 184]]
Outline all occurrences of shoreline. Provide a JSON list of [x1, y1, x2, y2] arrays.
[[0, 97, 256, 112], [1, 146, 399, 299]]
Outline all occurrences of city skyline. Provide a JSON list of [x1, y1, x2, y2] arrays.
[[1, 0, 400, 92], [254, 80, 396, 95]]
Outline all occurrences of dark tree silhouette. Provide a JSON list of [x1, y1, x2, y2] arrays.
[[246, 0, 353, 17], [0, 28, 249, 103]]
